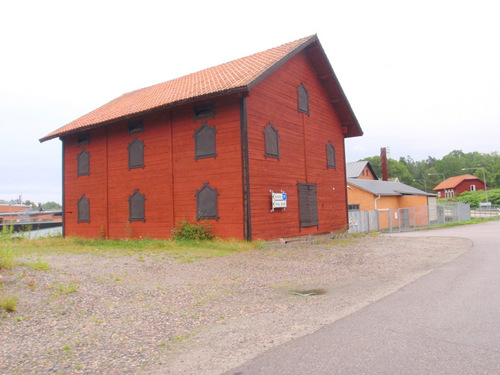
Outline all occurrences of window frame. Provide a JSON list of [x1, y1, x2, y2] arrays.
[[194, 103, 215, 120], [194, 122, 217, 160], [326, 142, 336, 169], [128, 137, 145, 169], [297, 83, 310, 116], [195, 182, 219, 220], [264, 123, 280, 159], [77, 194, 90, 223], [77, 148, 90, 176], [129, 189, 146, 222], [128, 119, 144, 135], [76, 133, 90, 146]]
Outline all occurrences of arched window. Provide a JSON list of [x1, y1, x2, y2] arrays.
[[129, 189, 145, 221], [77, 194, 90, 223], [297, 83, 309, 115], [77, 148, 90, 176], [195, 182, 219, 220], [194, 122, 217, 160], [128, 137, 145, 169], [326, 142, 336, 169], [264, 123, 280, 159]]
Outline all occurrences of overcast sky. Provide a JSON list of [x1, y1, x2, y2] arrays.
[[1, 0, 498, 204]]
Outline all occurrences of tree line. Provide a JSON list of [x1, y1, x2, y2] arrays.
[[361, 150, 500, 192]]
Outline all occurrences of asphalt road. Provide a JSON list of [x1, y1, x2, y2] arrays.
[[225, 221, 500, 375]]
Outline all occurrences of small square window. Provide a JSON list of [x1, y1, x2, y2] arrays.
[[194, 103, 215, 120], [128, 119, 144, 135], [77, 133, 90, 146]]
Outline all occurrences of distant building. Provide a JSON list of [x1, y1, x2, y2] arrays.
[[433, 174, 486, 198], [346, 161, 378, 180]]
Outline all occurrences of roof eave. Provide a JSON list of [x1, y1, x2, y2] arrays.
[[39, 87, 249, 143]]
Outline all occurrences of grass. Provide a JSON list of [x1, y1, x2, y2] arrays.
[[0, 293, 18, 312], [23, 258, 51, 271], [422, 216, 500, 230], [0, 236, 261, 262], [0, 246, 15, 270]]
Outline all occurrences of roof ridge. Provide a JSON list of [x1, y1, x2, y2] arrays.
[[107, 35, 316, 99]]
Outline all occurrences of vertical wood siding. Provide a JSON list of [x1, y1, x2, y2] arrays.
[[246, 51, 348, 240], [63, 96, 244, 239]]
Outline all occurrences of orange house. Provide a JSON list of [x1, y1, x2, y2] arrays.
[[347, 178, 435, 229], [40, 35, 363, 241]]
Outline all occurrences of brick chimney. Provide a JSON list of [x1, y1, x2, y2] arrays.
[[381, 147, 388, 181]]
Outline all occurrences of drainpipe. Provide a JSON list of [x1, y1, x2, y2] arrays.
[[374, 195, 381, 210]]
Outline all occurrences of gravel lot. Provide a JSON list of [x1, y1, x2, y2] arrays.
[[0, 234, 470, 374]]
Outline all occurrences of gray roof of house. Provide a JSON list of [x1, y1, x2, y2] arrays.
[[347, 178, 435, 196]]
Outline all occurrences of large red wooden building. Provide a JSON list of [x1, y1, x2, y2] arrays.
[[41, 35, 363, 240]]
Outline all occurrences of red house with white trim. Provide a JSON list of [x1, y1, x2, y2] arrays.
[[40, 35, 363, 240], [433, 174, 486, 198]]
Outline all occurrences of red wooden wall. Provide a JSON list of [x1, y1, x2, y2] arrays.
[[63, 51, 350, 240], [63, 96, 244, 239], [246, 50, 348, 240]]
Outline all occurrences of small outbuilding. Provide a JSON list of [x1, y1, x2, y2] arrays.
[[40, 35, 363, 240]]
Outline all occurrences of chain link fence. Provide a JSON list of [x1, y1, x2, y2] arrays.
[[347, 202, 497, 234]]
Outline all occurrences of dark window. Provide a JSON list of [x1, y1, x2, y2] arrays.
[[298, 183, 318, 228], [77, 133, 90, 146], [194, 103, 215, 120], [264, 123, 280, 159], [297, 83, 309, 115], [348, 204, 360, 211], [129, 189, 145, 221], [196, 182, 219, 220], [128, 119, 144, 135], [128, 137, 145, 169], [326, 142, 336, 169], [194, 122, 217, 160], [77, 194, 90, 223], [77, 148, 90, 176]]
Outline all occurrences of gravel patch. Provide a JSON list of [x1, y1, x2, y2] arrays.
[[0, 235, 470, 374]]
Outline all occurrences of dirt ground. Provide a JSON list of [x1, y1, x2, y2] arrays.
[[0, 234, 471, 374]]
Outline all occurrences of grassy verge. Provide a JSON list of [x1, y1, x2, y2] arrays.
[[424, 216, 500, 230], [0, 236, 262, 261]]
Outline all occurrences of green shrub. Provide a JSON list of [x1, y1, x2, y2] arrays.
[[171, 219, 215, 241]]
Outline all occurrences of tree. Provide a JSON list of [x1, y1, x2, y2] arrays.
[[41, 201, 62, 210], [361, 156, 414, 185]]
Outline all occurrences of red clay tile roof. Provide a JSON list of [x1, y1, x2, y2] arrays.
[[433, 174, 482, 190], [40, 35, 362, 142]]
